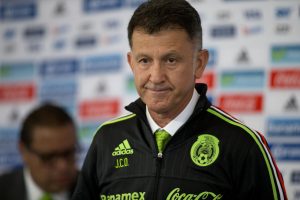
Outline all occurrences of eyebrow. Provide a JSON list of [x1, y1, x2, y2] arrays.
[[134, 53, 149, 60], [134, 50, 181, 60]]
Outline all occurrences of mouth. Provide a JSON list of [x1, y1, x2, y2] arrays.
[[150, 88, 168, 92], [147, 88, 170, 96], [54, 175, 73, 185], [145, 84, 170, 92]]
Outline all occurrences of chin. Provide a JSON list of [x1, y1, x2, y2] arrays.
[[51, 183, 70, 193], [149, 104, 169, 114]]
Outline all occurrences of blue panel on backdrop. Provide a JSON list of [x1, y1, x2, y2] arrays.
[[210, 25, 236, 38], [0, 128, 22, 170], [220, 70, 265, 90], [0, 62, 34, 81], [0, 2, 36, 21], [267, 118, 300, 137], [39, 58, 79, 78], [269, 143, 300, 161], [271, 45, 300, 64], [207, 48, 217, 68], [83, 54, 122, 74], [83, 0, 122, 12]]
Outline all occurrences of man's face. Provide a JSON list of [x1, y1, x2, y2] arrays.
[[20, 123, 77, 193], [128, 28, 208, 119]]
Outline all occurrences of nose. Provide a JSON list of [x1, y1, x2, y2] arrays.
[[53, 156, 74, 170], [149, 62, 165, 84]]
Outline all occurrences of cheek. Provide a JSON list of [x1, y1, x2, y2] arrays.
[[172, 68, 195, 83], [134, 70, 147, 86], [23, 153, 37, 167], [28, 160, 48, 180], [172, 71, 196, 92], [27, 158, 42, 170]]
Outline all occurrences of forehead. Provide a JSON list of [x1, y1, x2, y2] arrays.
[[31, 124, 76, 150], [131, 28, 195, 52], [132, 28, 192, 44]]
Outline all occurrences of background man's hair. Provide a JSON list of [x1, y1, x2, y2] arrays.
[[127, 0, 203, 49], [20, 103, 75, 147]]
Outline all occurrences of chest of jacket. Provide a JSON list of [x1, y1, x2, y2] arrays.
[[95, 116, 235, 200]]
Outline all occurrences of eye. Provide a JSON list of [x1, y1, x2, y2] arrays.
[[138, 58, 149, 64], [166, 57, 177, 65], [168, 57, 176, 63]]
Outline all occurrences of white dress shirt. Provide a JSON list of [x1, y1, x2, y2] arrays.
[[24, 168, 68, 200], [146, 89, 200, 135]]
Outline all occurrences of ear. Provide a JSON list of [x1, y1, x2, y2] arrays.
[[127, 52, 134, 72], [19, 141, 26, 155], [18, 141, 29, 163], [194, 49, 209, 79]]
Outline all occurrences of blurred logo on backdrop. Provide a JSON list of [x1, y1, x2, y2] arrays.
[[207, 48, 217, 67], [2, 28, 17, 53], [270, 69, 300, 88], [223, 0, 265, 1], [23, 25, 46, 52], [79, 99, 120, 121], [75, 35, 97, 48], [285, 95, 299, 112], [0, 62, 34, 81], [271, 45, 300, 64], [216, 10, 231, 20], [275, 7, 292, 19], [39, 58, 79, 78], [210, 25, 236, 38], [0, 128, 22, 172], [53, 1, 66, 16], [275, 23, 291, 35], [39, 80, 77, 109], [241, 25, 263, 36], [220, 70, 265, 90], [83, 0, 146, 11], [291, 170, 300, 184], [2, 28, 16, 40], [267, 118, 300, 137], [236, 49, 251, 64], [83, 0, 122, 12], [0, 2, 36, 21], [244, 9, 262, 20], [269, 143, 300, 161], [0, 83, 36, 103], [23, 26, 45, 39], [218, 94, 263, 113], [196, 72, 215, 90], [82, 54, 122, 74]]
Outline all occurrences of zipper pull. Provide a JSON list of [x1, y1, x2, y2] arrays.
[[157, 152, 163, 158]]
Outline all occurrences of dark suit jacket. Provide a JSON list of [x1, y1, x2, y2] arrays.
[[0, 168, 76, 200], [0, 168, 27, 200]]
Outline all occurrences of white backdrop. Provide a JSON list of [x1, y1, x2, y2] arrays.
[[0, 0, 299, 199]]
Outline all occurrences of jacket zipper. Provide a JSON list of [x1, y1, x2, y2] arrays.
[[154, 152, 163, 199]]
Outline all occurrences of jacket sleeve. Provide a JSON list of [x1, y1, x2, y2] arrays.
[[71, 137, 100, 200], [234, 135, 287, 200]]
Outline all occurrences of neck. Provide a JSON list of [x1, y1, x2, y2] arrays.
[[149, 112, 172, 128], [149, 90, 194, 127]]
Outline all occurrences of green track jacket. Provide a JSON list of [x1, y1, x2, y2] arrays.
[[72, 84, 287, 200]]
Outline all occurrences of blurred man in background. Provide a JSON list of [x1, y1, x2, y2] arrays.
[[0, 104, 79, 200]]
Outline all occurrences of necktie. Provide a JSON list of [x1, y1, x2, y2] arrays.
[[40, 193, 53, 200], [155, 129, 171, 153]]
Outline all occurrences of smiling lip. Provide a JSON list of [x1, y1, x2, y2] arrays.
[[150, 88, 168, 91], [54, 176, 72, 186], [148, 88, 170, 94], [145, 84, 170, 91]]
